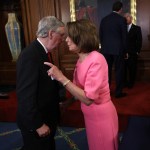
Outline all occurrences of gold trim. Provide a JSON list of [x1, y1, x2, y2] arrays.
[[69, 0, 76, 21], [131, 0, 136, 24], [0, 129, 20, 136]]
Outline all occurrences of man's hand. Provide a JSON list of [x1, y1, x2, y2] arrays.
[[124, 53, 129, 59], [36, 124, 50, 137]]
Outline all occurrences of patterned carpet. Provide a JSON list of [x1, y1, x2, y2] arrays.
[[0, 122, 88, 150]]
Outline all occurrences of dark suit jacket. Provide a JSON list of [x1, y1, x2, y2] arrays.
[[99, 12, 127, 55], [127, 24, 142, 55], [16, 40, 60, 131]]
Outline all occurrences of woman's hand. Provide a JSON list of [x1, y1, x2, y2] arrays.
[[44, 62, 68, 83], [44, 62, 93, 106]]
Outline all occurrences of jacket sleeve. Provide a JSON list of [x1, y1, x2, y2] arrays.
[[121, 17, 128, 54]]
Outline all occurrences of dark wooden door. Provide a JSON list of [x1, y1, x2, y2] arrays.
[[136, 0, 150, 80], [137, 0, 150, 51]]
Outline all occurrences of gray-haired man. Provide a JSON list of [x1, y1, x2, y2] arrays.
[[16, 16, 65, 150]]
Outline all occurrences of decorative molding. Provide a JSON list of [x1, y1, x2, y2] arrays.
[[131, 0, 136, 24], [69, 0, 76, 21]]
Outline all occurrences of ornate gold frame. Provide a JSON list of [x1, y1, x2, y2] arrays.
[[69, 0, 137, 24]]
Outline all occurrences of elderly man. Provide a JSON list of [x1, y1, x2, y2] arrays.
[[16, 16, 65, 150], [124, 13, 142, 88]]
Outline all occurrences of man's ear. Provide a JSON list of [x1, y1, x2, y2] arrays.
[[48, 30, 53, 39]]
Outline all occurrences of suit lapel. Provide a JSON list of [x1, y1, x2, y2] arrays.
[[128, 24, 135, 33]]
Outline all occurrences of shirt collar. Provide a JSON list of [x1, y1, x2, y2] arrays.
[[37, 38, 48, 53], [128, 23, 132, 27], [128, 23, 132, 31]]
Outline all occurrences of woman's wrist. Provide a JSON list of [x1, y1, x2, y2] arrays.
[[59, 76, 70, 87], [63, 79, 70, 87]]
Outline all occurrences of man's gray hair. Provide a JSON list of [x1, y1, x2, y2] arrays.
[[36, 16, 64, 38], [124, 13, 132, 18]]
